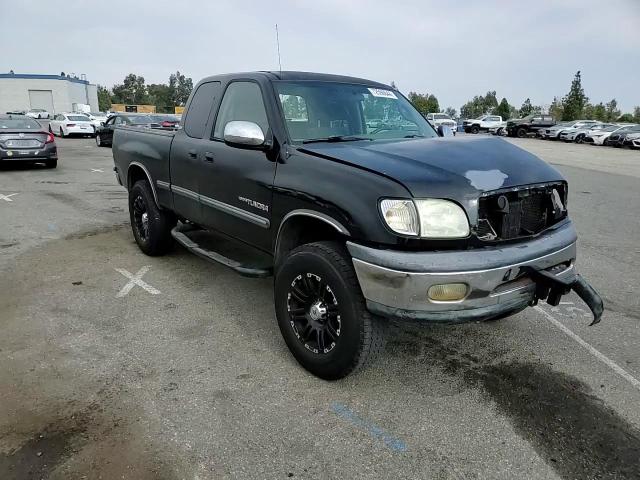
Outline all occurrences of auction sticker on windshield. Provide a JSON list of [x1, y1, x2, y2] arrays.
[[368, 88, 397, 99]]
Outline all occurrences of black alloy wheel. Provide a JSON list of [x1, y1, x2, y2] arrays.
[[274, 241, 385, 380], [287, 272, 342, 355], [132, 194, 150, 243], [128, 180, 175, 256]]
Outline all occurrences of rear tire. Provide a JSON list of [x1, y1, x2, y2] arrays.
[[516, 127, 527, 138], [59, 127, 65, 138], [274, 241, 385, 380], [129, 180, 176, 256], [45, 159, 57, 168]]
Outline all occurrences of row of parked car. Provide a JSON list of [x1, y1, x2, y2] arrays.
[[488, 118, 640, 149], [43, 112, 181, 143], [428, 112, 639, 149]]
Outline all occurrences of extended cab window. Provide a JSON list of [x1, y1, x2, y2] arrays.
[[213, 82, 269, 139], [184, 81, 220, 139]]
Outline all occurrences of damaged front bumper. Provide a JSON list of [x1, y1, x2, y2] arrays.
[[348, 220, 603, 324]]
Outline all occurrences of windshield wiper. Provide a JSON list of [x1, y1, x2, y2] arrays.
[[302, 135, 371, 144]]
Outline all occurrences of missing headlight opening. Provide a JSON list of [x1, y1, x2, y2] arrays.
[[476, 183, 567, 241]]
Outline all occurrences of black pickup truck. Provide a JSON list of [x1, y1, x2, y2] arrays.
[[507, 114, 556, 138], [112, 71, 602, 379]]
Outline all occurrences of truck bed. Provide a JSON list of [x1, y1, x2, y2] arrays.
[[112, 125, 175, 198]]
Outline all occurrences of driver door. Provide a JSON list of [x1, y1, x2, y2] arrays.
[[197, 81, 276, 252]]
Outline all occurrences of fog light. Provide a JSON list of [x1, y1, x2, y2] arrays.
[[428, 283, 468, 302]]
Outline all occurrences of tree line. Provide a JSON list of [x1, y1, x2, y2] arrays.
[[405, 71, 640, 123], [97, 71, 193, 113]]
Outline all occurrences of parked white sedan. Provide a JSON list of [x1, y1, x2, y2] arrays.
[[26, 108, 51, 119], [49, 113, 95, 137], [86, 112, 109, 130]]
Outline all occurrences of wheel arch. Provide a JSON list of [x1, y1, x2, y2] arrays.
[[274, 210, 351, 266], [127, 162, 159, 206]]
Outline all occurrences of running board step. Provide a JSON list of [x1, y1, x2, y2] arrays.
[[171, 223, 273, 278]]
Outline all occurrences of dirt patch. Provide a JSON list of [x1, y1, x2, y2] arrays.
[[63, 223, 129, 240], [0, 396, 179, 480], [0, 408, 91, 479], [386, 328, 640, 479]]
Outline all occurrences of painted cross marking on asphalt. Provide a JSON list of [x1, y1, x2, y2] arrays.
[[0, 193, 18, 202], [91, 168, 104, 173], [115, 266, 161, 297]]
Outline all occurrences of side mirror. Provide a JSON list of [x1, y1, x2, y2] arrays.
[[223, 121, 265, 148], [437, 125, 454, 137]]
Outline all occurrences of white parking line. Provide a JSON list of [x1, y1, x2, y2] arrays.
[[115, 266, 161, 297], [535, 305, 640, 391], [0, 193, 18, 202], [91, 168, 104, 173]]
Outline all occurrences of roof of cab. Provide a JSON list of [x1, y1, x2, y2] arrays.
[[196, 71, 392, 89]]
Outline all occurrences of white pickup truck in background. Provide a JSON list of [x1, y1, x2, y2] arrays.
[[426, 113, 457, 134], [463, 115, 503, 134]]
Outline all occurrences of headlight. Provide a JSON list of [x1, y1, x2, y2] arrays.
[[379, 199, 419, 235], [380, 199, 469, 238], [415, 199, 469, 238]]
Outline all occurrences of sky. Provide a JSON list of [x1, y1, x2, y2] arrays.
[[1, 0, 639, 113]]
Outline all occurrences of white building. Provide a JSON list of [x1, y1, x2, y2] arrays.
[[0, 72, 99, 114]]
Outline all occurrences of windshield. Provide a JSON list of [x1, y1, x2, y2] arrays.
[[274, 81, 437, 143], [0, 118, 41, 129], [68, 115, 90, 122], [433, 114, 450, 120]]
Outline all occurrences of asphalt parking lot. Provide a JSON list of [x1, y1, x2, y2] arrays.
[[1, 129, 639, 479]]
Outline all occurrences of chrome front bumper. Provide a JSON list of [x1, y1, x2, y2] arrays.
[[348, 221, 578, 322]]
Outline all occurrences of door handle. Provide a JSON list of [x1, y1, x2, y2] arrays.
[[188, 149, 197, 158], [204, 152, 215, 163]]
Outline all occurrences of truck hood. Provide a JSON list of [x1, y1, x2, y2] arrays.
[[299, 136, 564, 202]]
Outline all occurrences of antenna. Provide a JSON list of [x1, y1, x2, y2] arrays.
[[275, 24, 282, 74]]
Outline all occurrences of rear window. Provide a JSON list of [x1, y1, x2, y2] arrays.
[[68, 115, 90, 121], [128, 115, 153, 124], [0, 118, 41, 129]]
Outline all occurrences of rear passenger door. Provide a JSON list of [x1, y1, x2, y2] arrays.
[[198, 80, 277, 252], [168, 81, 221, 224]]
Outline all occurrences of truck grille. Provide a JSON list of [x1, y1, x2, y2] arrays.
[[476, 183, 567, 241]]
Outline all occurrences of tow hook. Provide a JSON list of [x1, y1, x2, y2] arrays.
[[523, 267, 604, 326]]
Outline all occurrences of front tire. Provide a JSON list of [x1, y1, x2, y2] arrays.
[[129, 180, 176, 256], [516, 127, 527, 138], [470, 125, 479, 134], [274, 241, 385, 380]]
